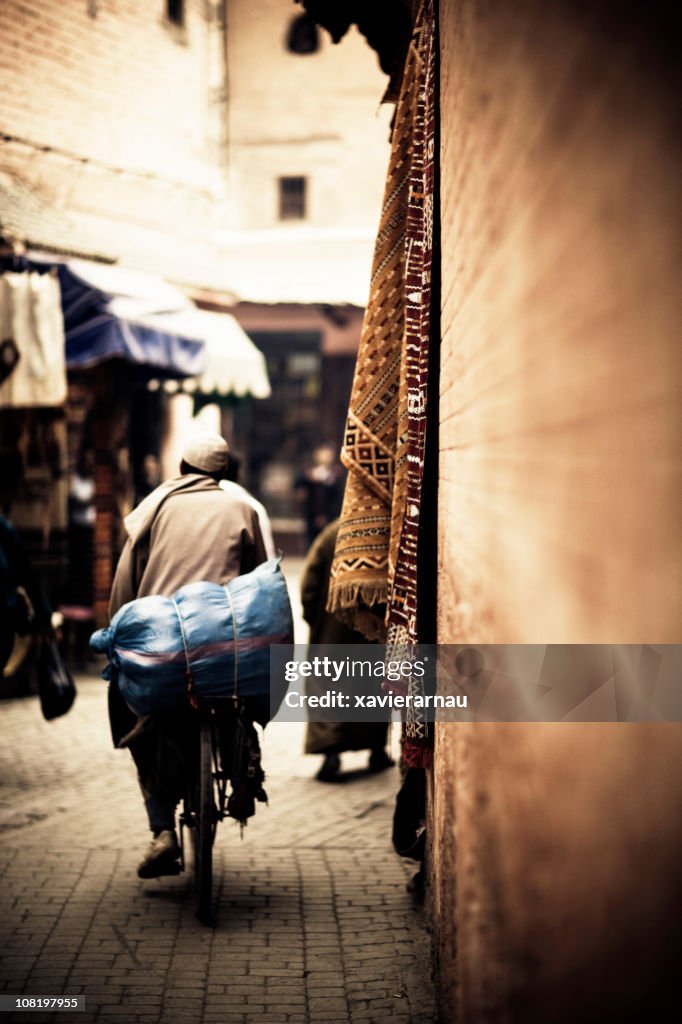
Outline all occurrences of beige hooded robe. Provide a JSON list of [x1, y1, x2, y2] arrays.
[[109, 473, 267, 617]]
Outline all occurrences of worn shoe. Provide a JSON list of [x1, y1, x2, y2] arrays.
[[368, 749, 395, 773], [316, 752, 341, 782], [137, 830, 182, 879]]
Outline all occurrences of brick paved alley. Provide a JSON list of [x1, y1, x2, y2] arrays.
[[0, 562, 437, 1024]]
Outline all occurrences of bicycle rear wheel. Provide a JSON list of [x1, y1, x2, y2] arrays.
[[194, 715, 214, 922]]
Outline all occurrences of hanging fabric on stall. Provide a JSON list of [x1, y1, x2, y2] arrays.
[[388, 0, 437, 769], [327, 0, 437, 768], [328, 0, 436, 645], [0, 271, 67, 408]]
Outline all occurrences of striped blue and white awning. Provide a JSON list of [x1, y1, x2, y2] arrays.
[[55, 260, 205, 379], [12, 256, 270, 396]]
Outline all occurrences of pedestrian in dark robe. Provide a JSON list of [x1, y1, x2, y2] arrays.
[[294, 442, 344, 547], [301, 518, 393, 781]]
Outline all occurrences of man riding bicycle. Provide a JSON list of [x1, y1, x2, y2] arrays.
[[108, 433, 267, 878]]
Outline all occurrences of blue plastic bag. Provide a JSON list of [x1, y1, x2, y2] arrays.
[[90, 559, 293, 716]]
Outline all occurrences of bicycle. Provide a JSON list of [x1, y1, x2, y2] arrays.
[[178, 697, 266, 924]]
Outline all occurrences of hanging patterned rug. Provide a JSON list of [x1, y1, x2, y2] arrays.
[[328, 0, 436, 767]]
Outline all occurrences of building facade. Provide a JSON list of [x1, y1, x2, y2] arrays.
[[0, 1, 234, 626], [0, 0, 228, 286], [433, 2, 682, 1020], [1, 0, 394, 609], [218, 0, 392, 538]]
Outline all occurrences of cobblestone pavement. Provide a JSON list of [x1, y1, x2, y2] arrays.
[[0, 561, 437, 1024]]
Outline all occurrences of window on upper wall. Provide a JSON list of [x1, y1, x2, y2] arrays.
[[278, 177, 307, 221], [167, 0, 184, 27], [286, 13, 320, 55]]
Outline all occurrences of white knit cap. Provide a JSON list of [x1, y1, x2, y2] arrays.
[[181, 433, 229, 474]]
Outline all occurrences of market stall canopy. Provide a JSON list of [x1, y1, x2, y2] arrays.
[[150, 309, 271, 399], [55, 259, 205, 379]]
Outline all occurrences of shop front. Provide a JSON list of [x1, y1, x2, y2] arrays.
[[1, 256, 269, 662]]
